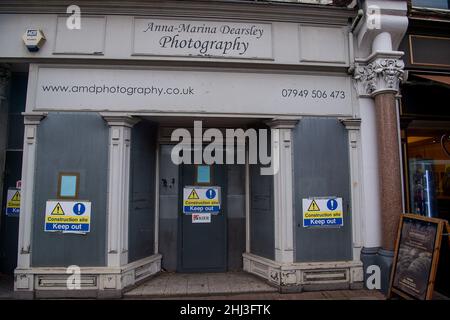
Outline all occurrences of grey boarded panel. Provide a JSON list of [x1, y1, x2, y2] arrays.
[[32, 113, 108, 267], [227, 164, 246, 270], [159, 218, 178, 271], [159, 145, 178, 197], [7, 73, 28, 149], [179, 163, 228, 272], [250, 162, 275, 260], [228, 218, 245, 271], [0, 151, 22, 273], [159, 195, 179, 219], [0, 72, 27, 273], [158, 145, 179, 271], [227, 164, 245, 195], [294, 117, 352, 262], [227, 195, 245, 219], [128, 121, 157, 262]]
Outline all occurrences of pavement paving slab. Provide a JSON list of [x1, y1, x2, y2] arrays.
[[122, 272, 390, 300], [1, 271, 445, 300]]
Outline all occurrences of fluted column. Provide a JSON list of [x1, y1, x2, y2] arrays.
[[17, 112, 47, 269], [266, 118, 299, 264], [101, 113, 140, 267], [340, 118, 364, 260]]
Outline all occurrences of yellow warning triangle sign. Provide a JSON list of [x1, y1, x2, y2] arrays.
[[10, 191, 20, 202], [188, 189, 200, 200], [308, 200, 320, 212], [51, 202, 65, 215]]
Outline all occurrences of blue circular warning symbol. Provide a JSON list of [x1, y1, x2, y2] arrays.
[[206, 189, 216, 199], [327, 199, 338, 211], [73, 203, 86, 215]]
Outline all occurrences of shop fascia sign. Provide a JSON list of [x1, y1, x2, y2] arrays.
[[133, 18, 273, 59]]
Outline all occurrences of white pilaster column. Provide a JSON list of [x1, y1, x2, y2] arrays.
[[266, 118, 299, 264], [359, 98, 383, 249], [352, 0, 408, 252], [101, 113, 139, 267], [340, 119, 365, 261], [17, 112, 47, 268]]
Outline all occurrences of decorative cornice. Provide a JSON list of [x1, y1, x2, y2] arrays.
[[353, 56, 404, 97], [0, 0, 355, 25]]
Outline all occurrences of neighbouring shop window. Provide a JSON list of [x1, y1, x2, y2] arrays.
[[412, 0, 450, 10], [58, 172, 79, 199], [406, 133, 450, 220], [196, 165, 211, 185]]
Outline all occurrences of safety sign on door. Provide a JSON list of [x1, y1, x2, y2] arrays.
[[302, 197, 343, 228], [183, 186, 221, 214], [44, 200, 91, 233], [5, 189, 21, 217]]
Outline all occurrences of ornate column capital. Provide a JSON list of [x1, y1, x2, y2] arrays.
[[354, 53, 404, 97]]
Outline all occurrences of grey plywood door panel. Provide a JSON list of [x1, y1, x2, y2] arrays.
[[293, 117, 352, 262]]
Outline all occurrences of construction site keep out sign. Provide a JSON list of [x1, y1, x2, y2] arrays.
[[302, 197, 343, 228], [183, 186, 221, 214], [44, 200, 91, 234], [6, 189, 21, 217]]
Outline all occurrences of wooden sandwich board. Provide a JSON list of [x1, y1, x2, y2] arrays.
[[388, 214, 447, 300]]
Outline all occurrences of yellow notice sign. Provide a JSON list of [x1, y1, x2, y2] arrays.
[[307, 200, 320, 212], [183, 187, 221, 214], [51, 203, 65, 215], [6, 189, 21, 217], [7, 190, 21, 208], [302, 198, 343, 228], [188, 189, 200, 200], [10, 191, 20, 202], [44, 200, 91, 233]]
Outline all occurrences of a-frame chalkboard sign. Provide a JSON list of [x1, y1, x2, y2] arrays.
[[388, 214, 449, 300]]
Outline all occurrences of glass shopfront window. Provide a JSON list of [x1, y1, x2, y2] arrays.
[[405, 130, 450, 297], [406, 132, 450, 221], [401, 72, 450, 297], [412, 0, 450, 10]]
